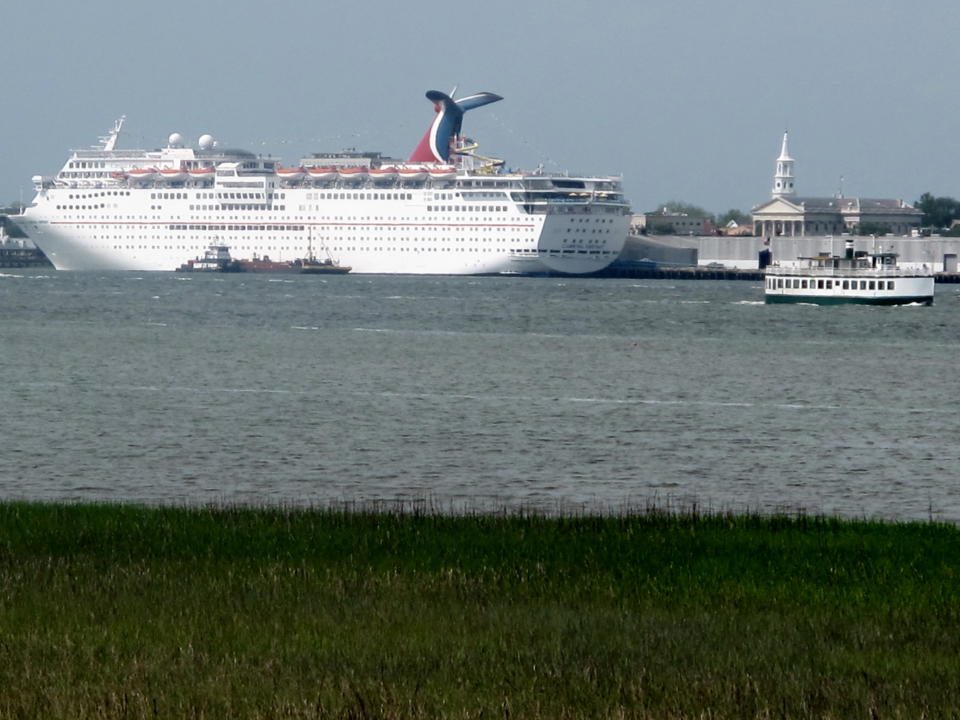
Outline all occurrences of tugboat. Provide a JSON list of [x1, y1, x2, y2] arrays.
[[177, 245, 242, 272], [298, 232, 351, 274], [299, 257, 351, 274], [764, 239, 934, 305]]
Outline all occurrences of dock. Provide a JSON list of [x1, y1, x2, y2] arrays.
[[0, 246, 52, 268]]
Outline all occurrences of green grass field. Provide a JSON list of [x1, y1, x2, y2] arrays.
[[0, 502, 957, 718]]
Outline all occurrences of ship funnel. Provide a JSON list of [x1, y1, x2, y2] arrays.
[[408, 90, 502, 163], [845, 238, 854, 260]]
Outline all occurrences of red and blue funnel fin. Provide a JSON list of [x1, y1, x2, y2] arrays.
[[408, 90, 503, 163]]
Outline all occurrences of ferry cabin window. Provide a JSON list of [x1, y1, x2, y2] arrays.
[[869, 281, 876, 290]]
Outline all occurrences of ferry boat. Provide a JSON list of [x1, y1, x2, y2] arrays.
[[12, 90, 631, 275], [764, 240, 934, 305]]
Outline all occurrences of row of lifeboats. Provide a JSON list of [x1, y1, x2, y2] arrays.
[[276, 165, 458, 183], [113, 165, 459, 184]]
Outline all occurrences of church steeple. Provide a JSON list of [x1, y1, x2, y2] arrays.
[[772, 131, 795, 198]]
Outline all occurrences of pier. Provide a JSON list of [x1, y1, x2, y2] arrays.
[[0, 246, 51, 268], [597, 264, 764, 281]]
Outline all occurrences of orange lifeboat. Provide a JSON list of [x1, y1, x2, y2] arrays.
[[428, 166, 457, 181], [369, 166, 397, 182], [159, 167, 188, 182], [397, 167, 428, 182], [127, 167, 157, 182], [338, 166, 368, 182], [306, 166, 337, 181], [189, 167, 216, 179], [276, 166, 306, 182]]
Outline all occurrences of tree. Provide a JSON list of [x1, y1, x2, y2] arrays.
[[855, 222, 892, 236], [915, 192, 960, 229], [646, 201, 715, 223], [717, 209, 750, 227]]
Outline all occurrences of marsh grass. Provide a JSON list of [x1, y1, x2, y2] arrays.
[[0, 502, 958, 718]]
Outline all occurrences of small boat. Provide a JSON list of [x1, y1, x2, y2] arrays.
[[397, 167, 428, 182], [368, 166, 397, 182], [177, 245, 241, 272], [306, 167, 337, 181], [298, 231, 350, 274], [188, 166, 216, 179], [158, 168, 187, 182], [764, 240, 934, 306], [338, 166, 368, 182], [298, 257, 351, 274], [127, 167, 157, 181], [428, 166, 457, 181], [276, 166, 305, 182]]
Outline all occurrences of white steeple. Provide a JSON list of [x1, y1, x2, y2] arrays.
[[772, 131, 795, 198]]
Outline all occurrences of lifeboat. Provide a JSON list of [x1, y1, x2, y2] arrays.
[[110, 171, 129, 181], [428, 166, 458, 181], [127, 167, 157, 181], [306, 166, 337, 181], [276, 166, 306, 182], [189, 166, 216, 179], [368, 166, 397, 182], [397, 167, 428, 182], [338, 166, 368, 182], [158, 168, 188, 182]]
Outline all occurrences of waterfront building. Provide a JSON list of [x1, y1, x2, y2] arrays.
[[635, 208, 714, 236], [751, 132, 922, 238]]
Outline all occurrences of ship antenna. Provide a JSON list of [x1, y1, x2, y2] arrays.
[[98, 115, 126, 151]]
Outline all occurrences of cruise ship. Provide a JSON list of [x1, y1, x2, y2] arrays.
[[13, 90, 631, 274]]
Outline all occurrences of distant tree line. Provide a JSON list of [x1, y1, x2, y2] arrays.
[[641, 193, 960, 237], [915, 193, 960, 235]]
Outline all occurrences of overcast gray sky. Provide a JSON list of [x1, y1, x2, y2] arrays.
[[2, 0, 957, 214]]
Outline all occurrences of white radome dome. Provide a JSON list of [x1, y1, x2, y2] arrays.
[[168, 132, 184, 147], [198, 134, 215, 151]]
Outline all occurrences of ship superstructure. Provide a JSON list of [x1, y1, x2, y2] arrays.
[[15, 91, 631, 274]]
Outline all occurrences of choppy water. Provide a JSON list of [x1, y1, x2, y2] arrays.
[[1, 270, 958, 520]]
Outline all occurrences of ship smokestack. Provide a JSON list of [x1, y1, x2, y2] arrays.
[[845, 238, 854, 260]]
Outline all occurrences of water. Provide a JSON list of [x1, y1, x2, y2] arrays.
[[2, 270, 958, 520]]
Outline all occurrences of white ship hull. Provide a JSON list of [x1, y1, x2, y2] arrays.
[[17, 186, 627, 275]]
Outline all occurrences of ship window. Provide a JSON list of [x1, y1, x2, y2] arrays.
[[842, 280, 849, 289], [825, 280, 832, 289], [888, 281, 895, 290], [801, 280, 808, 288], [869, 281, 876, 290]]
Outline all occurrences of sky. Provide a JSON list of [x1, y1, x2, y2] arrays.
[[2, 0, 959, 215]]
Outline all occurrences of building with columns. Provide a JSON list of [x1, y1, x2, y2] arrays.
[[751, 132, 922, 238]]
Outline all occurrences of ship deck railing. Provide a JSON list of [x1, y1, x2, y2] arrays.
[[765, 266, 928, 278]]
